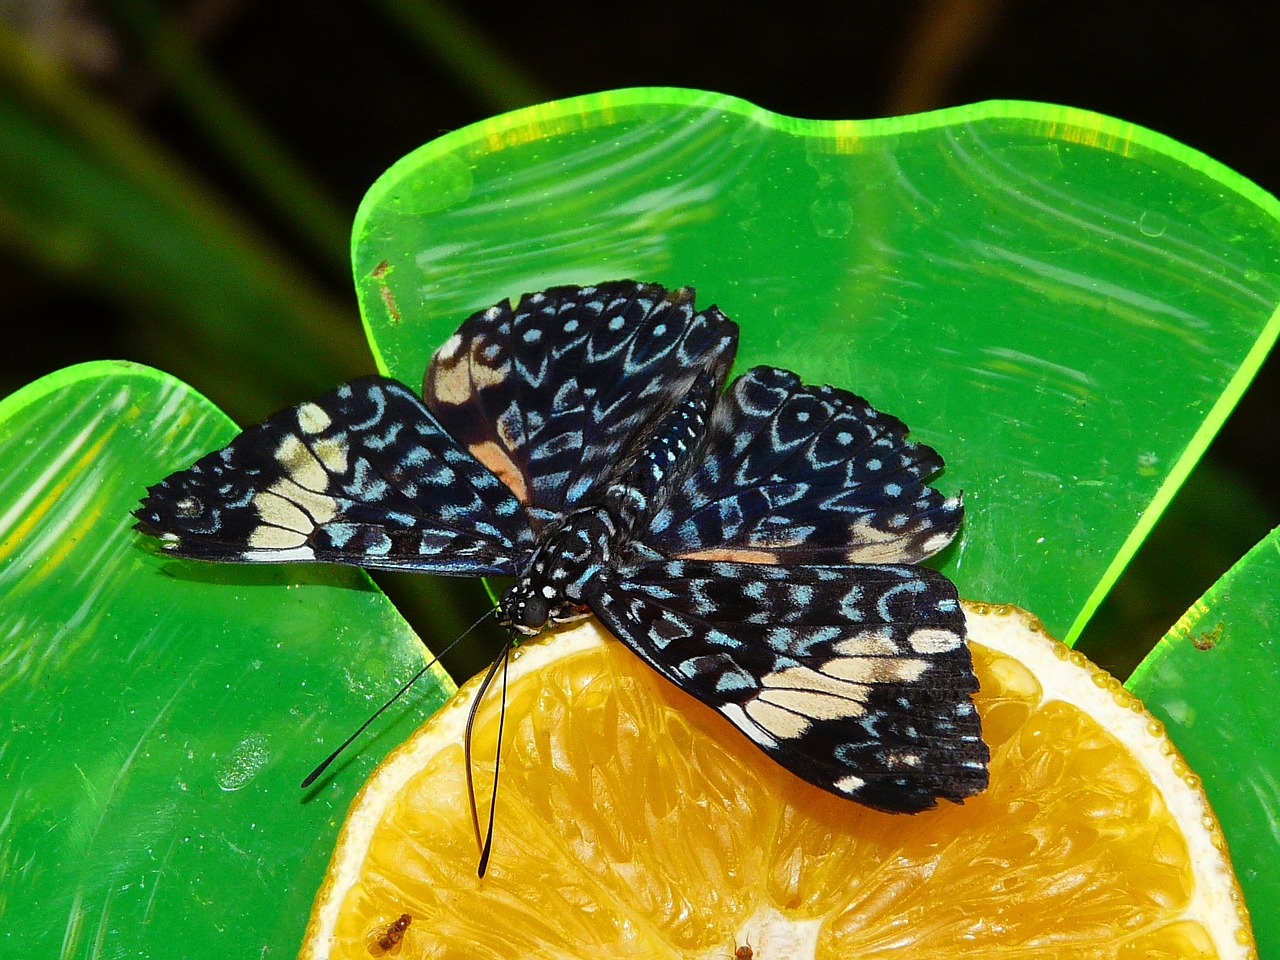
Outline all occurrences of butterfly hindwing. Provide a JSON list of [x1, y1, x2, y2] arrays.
[[134, 376, 533, 574], [587, 559, 988, 812], [423, 282, 738, 521], [135, 280, 989, 817], [644, 366, 963, 565]]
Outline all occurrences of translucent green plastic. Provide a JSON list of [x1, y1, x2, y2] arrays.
[[1130, 525, 1280, 954], [0, 363, 450, 957], [4, 89, 1279, 957], [353, 89, 1280, 646]]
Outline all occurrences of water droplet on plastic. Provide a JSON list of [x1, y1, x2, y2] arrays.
[[216, 733, 270, 792], [1138, 211, 1167, 237], [810, 196, 853, 239]]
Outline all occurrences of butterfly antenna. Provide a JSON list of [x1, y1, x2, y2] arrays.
[[477, 641, 512, 877], [301, 607, 497, 789], [464, 632, 515, 876]]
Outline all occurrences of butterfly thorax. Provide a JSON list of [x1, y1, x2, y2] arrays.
[[502, 373, 720, 635], [500, 506, 619, 634]]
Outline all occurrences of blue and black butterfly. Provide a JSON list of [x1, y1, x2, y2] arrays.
[[134, 281, 989, 815]]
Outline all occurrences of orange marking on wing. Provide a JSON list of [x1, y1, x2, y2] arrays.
[[470, 440, 529, 504], [678, 547, 780, 563]]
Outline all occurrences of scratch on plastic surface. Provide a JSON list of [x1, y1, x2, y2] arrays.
[[1248, 769, 1280, 846], [982, 345, 1099, 391], [974, 244, 1201, 324], [0, 394, 118, 565], [954, 125, 1274, 311], [143, 828, 182, 924], [87, 881, 112, 960], [59, 888, 84, 960], [90, 672, 195, 844], [72, 763, 103, 808]]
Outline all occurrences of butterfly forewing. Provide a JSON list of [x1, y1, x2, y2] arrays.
[[423, 281, 738, 520], [587, 559, 988, 812], [136, 280, 989, 816], [134, 376, 532, 574], [644, 366, 963, 565]]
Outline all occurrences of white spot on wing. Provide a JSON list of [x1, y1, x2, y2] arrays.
[[908, 628, 962, 654], [834, 774, 865, 794], [436, 332, 463, 360], [720, 702, 779, 748]]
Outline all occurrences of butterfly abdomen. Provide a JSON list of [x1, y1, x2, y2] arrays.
[[602, 369, 721, 530]]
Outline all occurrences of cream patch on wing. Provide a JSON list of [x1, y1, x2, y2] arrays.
[[469, 441, 529, 504], [743, 663, 874, 740], [275, 435, 327, 491], [840, 516, 918, 562], [834, 629, 900, 657], [822, 655, 929, 685], [247, 524, 309, 550], [295, 401, 332, 435], [311, 435, 348, 474], [428, 335, 509, 406], [743, 699, 811, 740], [262, 476, 339, 525], [252, 490, 313, 534]]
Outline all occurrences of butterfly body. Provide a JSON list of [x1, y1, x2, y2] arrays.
[[136, 281, 989, 813], [500, 506, 615, 633]]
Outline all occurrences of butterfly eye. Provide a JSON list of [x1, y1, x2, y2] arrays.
[[502, 589, 548, 632]]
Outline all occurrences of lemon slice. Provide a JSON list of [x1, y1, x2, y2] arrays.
[[299, 603, 1255, 959]]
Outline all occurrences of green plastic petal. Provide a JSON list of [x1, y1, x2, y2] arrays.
[[1129, 526, 1280, 956], [352, 89, 1280, 645], [0, 363, 450, 957]]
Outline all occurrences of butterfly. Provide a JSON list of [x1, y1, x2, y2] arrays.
[[134, 280, 989, 814]]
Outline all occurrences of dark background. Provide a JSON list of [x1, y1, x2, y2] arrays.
[[2, 0, 1276, 678]]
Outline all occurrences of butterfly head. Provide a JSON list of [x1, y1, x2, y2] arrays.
[[497, 579, 592, 636], [499, 508, 617, 635]]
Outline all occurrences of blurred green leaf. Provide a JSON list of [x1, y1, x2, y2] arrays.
[[351, 90, 1280, 646], [1129, 526, 1280, 958], [106, 0, 351, 273], [0, 362, 450, 957], [0, 24, 367, 420], [370, 0, 550, 112]]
